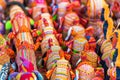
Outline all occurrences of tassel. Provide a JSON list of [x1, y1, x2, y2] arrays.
[[70, 70, 75, 80], [59, 50, 65, 59], [34, 42, 41, 51], [19, 25, 30, 32], [65, 27, 72, 41], [58, 17, 64, 32], [48, 38, 53, 48], [64, 52, 71, 61], [65, 40, 74, 53], [46, 67, 55, 79], [6, 48, 15, 59], [8, 32, 16, 39], [55, 34, 64, 45]]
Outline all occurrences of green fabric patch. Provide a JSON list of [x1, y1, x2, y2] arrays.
[[52, 15, 57, 21], [72, 49, 79, 54], [5, 21, 12, 31], [30, 18, 34, 26], [37, 30, 41, 36]]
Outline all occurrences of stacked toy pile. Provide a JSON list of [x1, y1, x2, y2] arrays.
[[0, 0, 120, 80]]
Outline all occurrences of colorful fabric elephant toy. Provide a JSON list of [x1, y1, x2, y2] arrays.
[[96, 2, 116, 68], [74, 62, 95, 80], [41, 26, 60, 56], [30, 0, 49, 21], [74, 61, 104, 80], [44, 45, 61, 70], [8, 57, 44, 80], [86, 0, 108, 19], [5, 1, 39, 70], [46, 50, 75, 80]]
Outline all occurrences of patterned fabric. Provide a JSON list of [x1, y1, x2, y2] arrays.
[[73, 37, 87, 52], [41, 34, 59, 55], [77, 64, 95, 80], [64, 12, 79, 31], [58, 2, 70, 18], [16, 48, 37, 71], [50, 59, 71, 80], [10, 5, 24, 20], [0, 63, 10, 80], [11, 12, 30, 33], [32, 5, 48, 20], [15, 32, 34, 45], [86, 51, 98, 68], [0, 34, 6, 48], [46, 46, 61, 70], [87, 0, 107, 18]]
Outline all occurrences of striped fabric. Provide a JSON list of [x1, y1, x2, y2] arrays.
[[87, 0, 107, 18], [10, 5, 24, 20], [16, 32, 34, 45], [58, 2, 70, 18], [64, 12, 79, 32], [50, 59, 71, 80], [73, 38, 87, 52], [15, 32, 37, 70], [0, 63, 10, 80], [9, 5, 37, 71], [16, 48, 37, 71], [32, 5, 48, 20], [78, 64, 95, 80], [46, 46, 61, 70], [11, 13, 31, 33], [41, 34, 59, 55], [0, 51, 10, 65]]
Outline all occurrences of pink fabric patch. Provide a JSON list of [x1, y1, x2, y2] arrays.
[[36, 0, 45, 4]]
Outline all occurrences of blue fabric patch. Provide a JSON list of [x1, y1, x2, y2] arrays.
[[113, 49, 118, 62], [103, 21, 108, 39], [101, 8, 105, 21], [86, 36, 90, 40], [116, 67, 120, 80]]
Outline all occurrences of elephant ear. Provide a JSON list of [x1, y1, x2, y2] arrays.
[[8, 72, 19, 80], [33, 71, 44, 80]]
